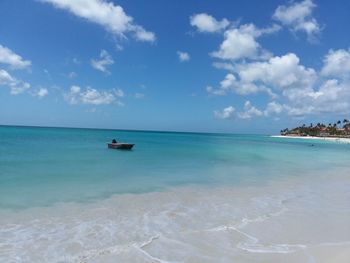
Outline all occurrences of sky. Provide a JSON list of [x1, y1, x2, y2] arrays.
[[0, 0, 350, 133]]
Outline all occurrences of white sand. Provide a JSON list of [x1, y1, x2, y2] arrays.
[[271, 135, 350, 144], [1, 170, 350, 263]]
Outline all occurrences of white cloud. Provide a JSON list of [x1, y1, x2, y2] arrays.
[[208, 53, 335, 118], [321, 48, 350, 79], [177, 51, 190, 62], [286, 78, 350, 116], [263, 101, 285, 116], [214, 106, 235, 119], [235, 53, 316, 96], [216, 83, 350, 121], [284, 105, 314, 116], [211, 24, 279, 60], [81, 89, 115, 105], [206, 86, 225, 96], [212, 62, 234, 71], [207, 73, 238, 96], [35, 88, 49, 98], [0, 69, 14, 85], [273, 0, 320, 41], [0, 69, 31, 95], [259, 76, 350, 118], [41, 0, 155, 42], [238, 101, 263, 119], [212, 28, 259, 61], [132, 25, 156, 42], [0, 44, 31, 69], [209, 44, 350, 119], [190, 13, 229, 33], [91, 50, 114, 73], [65, 85, 124, 105], [207, 73, 277, 97]]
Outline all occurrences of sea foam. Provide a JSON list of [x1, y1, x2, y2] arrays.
[[1, 170, 349, 263]]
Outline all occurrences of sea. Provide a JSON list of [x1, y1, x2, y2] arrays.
[[0, 125, 349, 263]]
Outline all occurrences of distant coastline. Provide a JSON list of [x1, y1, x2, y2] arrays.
[[272, 135, 350, 144], [279, 119, 350, 142]]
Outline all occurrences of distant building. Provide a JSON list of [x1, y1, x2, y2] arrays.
[[319, 132, 330, 137]]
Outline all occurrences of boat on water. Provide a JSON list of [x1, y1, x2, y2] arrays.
[[107, 142, 134, 150]]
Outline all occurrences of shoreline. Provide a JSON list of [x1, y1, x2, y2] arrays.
[[1, 169, 350, 263], [271, 135, 350, 144]]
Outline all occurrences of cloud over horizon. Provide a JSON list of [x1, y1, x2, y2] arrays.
[[0, 69, 31, 95], [195, 3, 350, 122]]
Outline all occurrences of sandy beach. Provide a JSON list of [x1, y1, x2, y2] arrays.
[[271, 135, 350, 144], [1, 169, 350, 263]]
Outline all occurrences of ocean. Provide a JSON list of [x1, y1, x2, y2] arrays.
[[0, 126, 349, 262]]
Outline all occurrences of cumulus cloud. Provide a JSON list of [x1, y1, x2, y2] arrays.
[[258, 77, 350, 118], [214, 101, 288, 120], [214, 106, 235, 119], [238, 101, 263, 119], [207, 73, 276, 97], [0, 69, 14, 85], [41, 0, 155, 42], [273, 0, 320, 41], [321, 48, 350, 79], [285, 79, 350, 116], [91, 50, 114, 73], [212, 62, 234, 71], [177, 51, 190, 62], [235, 53, 316, 95], [194, 8, 348, 120], [34, 88, 49, 98], [212, 28, 259, 60], [0, 44, 31, 69], [263, 101, 285, 116], [190, 13, 229, 33], [274, 50, 350, 117], [211, 24, 280, 60], [0, 69, 31, 95], [65, 85, 124, 105], [210, 50, 350, 119]]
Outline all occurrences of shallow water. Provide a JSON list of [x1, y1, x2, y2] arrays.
[[0, 126, 349, 262]]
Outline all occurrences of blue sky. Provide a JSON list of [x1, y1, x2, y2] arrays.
[[0, 0, 350, 133]]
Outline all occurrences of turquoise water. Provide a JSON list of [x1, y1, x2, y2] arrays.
[[0, 125, 349, 209], [1, 125, 350, 262]]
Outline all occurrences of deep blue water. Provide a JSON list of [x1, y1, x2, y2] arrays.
[[0, 125, 349, 209]]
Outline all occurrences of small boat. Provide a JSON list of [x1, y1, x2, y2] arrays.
[[107, 142, 134, 150]]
